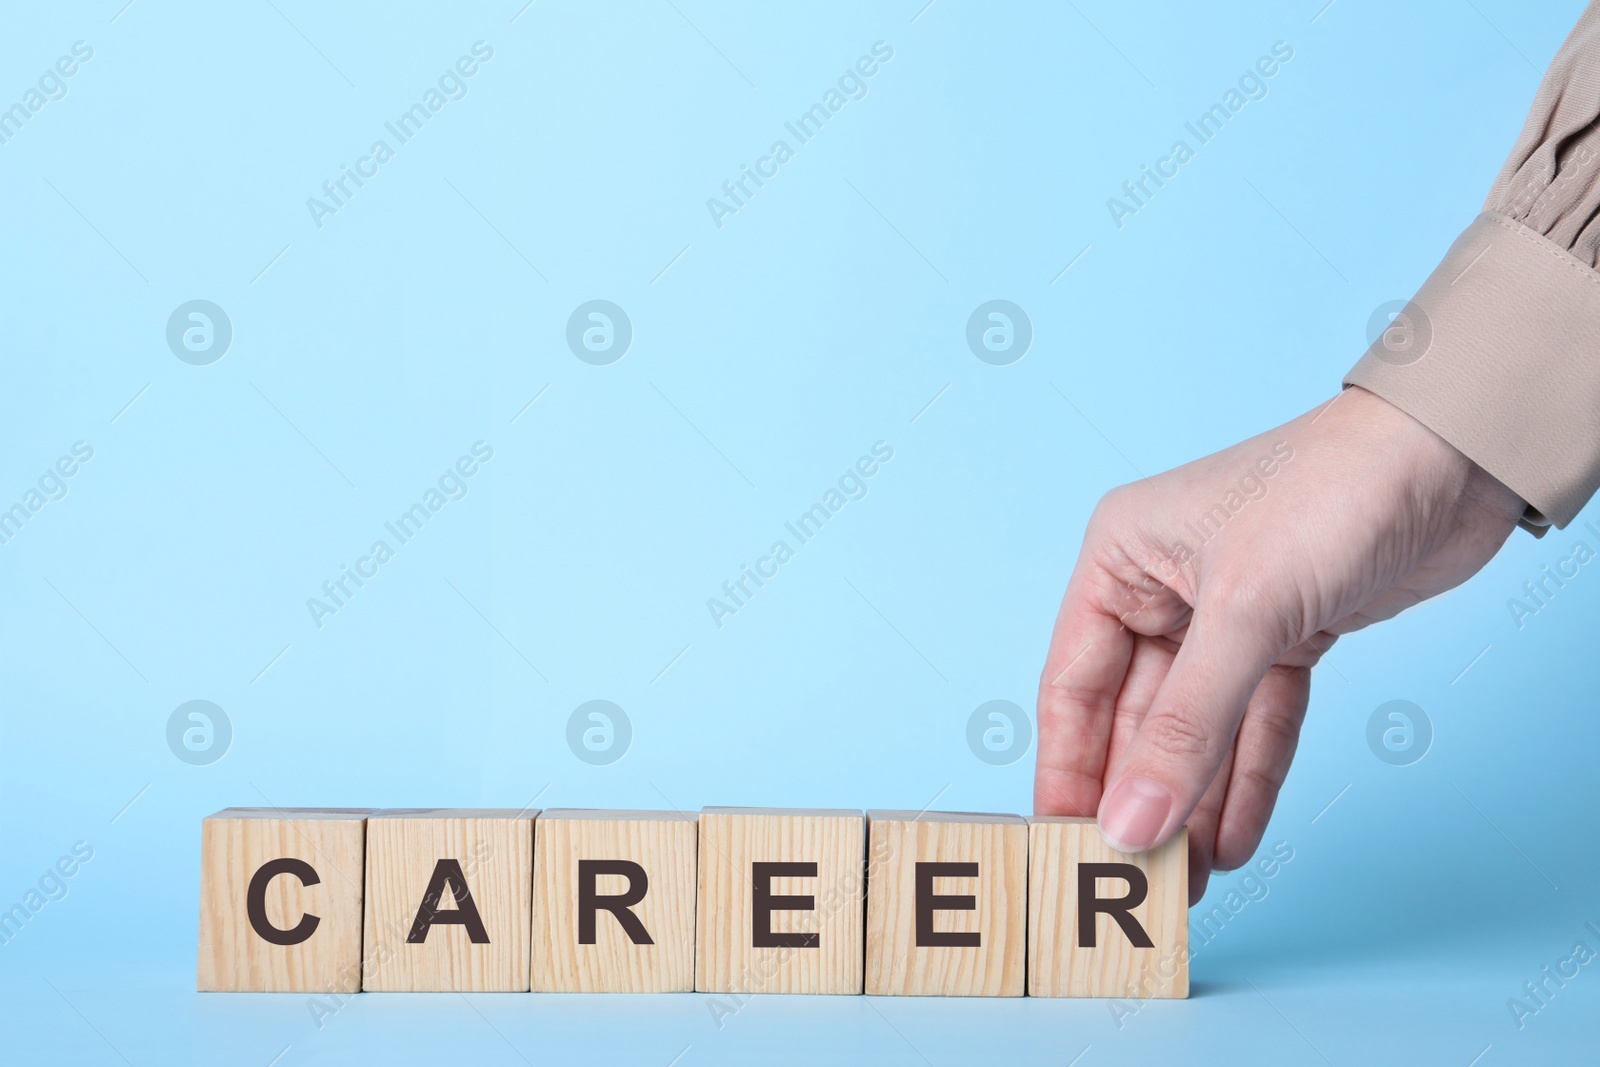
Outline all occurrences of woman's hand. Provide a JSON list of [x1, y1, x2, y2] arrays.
[[1033, 386, 1524, 903]]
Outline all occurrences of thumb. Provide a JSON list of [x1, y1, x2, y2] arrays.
[[1096, 601, 1280, 853]]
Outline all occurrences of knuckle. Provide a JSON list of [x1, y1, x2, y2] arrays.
[[1140, 710, 1213, 760], [1096, 483, 1138, 513], [1255, 708, 1304, 753], [1088, 483, 1143, 532], [1232, 763, 1284, 803]]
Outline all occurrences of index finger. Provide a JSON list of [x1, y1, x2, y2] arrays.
[[1033, 567, 1135, 819]]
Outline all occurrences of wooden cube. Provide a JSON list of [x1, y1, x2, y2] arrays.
[[1027, 816, 1188, 998], [531, 809, 698, 992], [695, 808, 865, 995], [863, 810, 1026, 996], [361, 809, 536, 992], [197, 807, 371, 992]]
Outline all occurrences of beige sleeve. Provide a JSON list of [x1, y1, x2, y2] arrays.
[[1344, 2, 1600, 532]]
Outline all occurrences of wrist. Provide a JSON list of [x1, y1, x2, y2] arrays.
[[1333, 385, 1526, 524]]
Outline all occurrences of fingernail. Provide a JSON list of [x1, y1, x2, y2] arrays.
[[1098, 776, 1174, 853]]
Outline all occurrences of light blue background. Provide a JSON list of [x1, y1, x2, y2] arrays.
[[3, 1, 1598, 1063]]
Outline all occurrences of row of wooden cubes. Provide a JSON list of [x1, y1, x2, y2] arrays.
[[198, 806, 1188, 998]]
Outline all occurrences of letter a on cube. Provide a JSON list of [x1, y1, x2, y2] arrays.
[[864, 810, 1027, 996], [695, 807, 865, 994], [197, 807, 371, 992], [531, 809, 698, 992], [1027, 816, 1188, 998], [362, 809, 536, 991]]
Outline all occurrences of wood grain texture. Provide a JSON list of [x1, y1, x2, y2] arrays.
[[863, 811, 1027, 996], [531, 809, 698, 992], [695, 808, 865, 994], [1027, 817, 1188, 998], [197, 807, 370, 993], [361, 809, 536, 992]]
